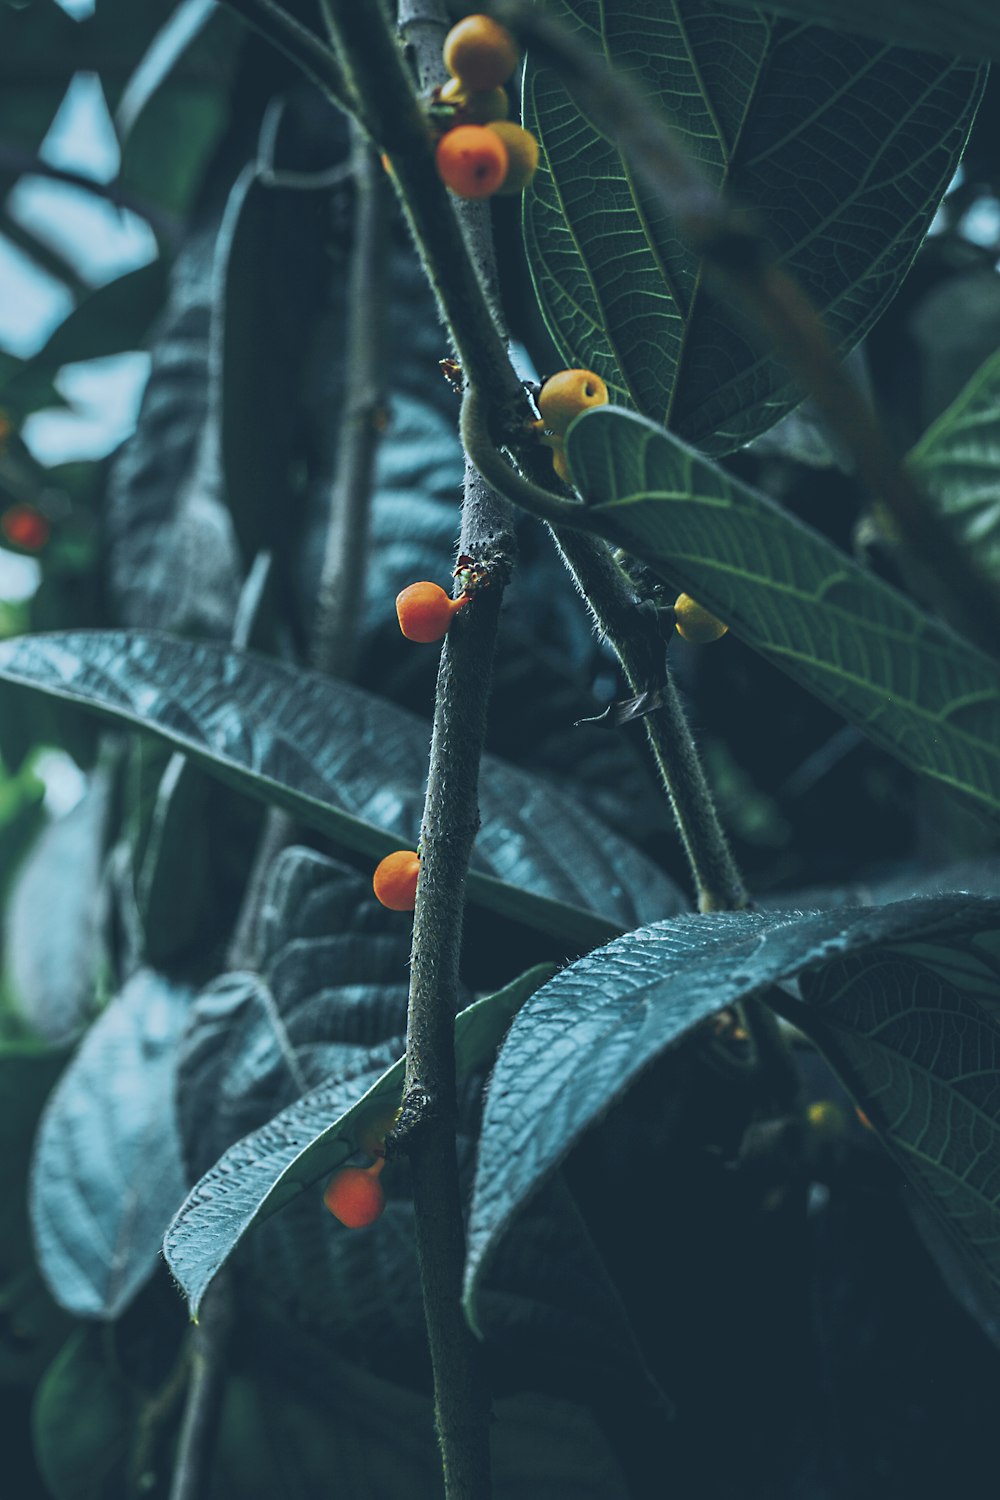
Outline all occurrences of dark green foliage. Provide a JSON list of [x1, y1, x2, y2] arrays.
[[524, 0, 983, 450], [31, 971, 191, 1318], [4, 0, 1000, 1495]]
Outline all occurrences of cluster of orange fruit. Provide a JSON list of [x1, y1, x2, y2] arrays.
[[433, 15, 539, 199]]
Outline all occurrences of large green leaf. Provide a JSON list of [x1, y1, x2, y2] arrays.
[[561, 406, 1000, 822], [464, 896, 1000, 1335], [8, 261, 167, 382], [5, 774, 109, 1043], [164, 964, 553, 1315], [0, 631, 682, 946], [701, 0, 1000, 61], [113, 0, 236, 218], [907, 345, 1000, 590], [176, 848, 413, 1178], [30, 969, 191, 1318], [32, 1328, 131, 1500], [523, 0, 983, 452], [0, 1041, 71, 1385]]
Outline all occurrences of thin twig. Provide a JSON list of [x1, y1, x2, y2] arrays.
[[310, 123, 391, 678], [489, 0, 1000, 653], [552, 527, 747, 911], [217, 0, 356, 117]]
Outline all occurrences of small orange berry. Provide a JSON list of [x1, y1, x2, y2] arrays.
[[674, 594, 728, 644], [439, 77, 510, 124], [537, 369, 609, 436], [323, 1164, 386, 1228], [436, 124, 508, 199], [443, 15, 519, 91], [373, 850, 420, 911], [1, 504, 50, 552], [395, 580, 469, 642], [487, 121, 539, 194]]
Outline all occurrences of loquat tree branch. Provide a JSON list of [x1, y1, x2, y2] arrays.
[[487, 0, 1000, 653], [323, 1, 518, 1492]]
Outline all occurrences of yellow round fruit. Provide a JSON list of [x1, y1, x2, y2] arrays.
[[674, 594, 728, 644], [486, 121, 539, 194], [537, 368, 609, 437], [443, 15, 519, 91]]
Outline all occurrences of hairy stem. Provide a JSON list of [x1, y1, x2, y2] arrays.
[[325, 0, 524, 414], [324, 2, 512, 1492], [553, 527, 747, 911]]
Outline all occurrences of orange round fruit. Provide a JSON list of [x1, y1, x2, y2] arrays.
[[443, 15, 519, 91], [674, 594, 728, 644], [395, 580, 469, 641], [435, 124, 508, 198], [373, 850, 420, 911], [487, 121, 539, 194], [537, 369, 609, 436], [1, 504, 50, 552], [323, 1166, 386, 1228]]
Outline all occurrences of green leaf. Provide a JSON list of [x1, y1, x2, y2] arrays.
[[13, 261, 167, 378], [0, 631, 682, 946], [104, 233, 241, 637], [215, 149, 339, 566], [0, 1, 80, 164], [32, 1329, 131, 1500], [463, 896, 1000, 1334], [176, 848, 413, 1179], [0, 1041, 71, 1385], [523, 1, 983, 451], [907, 345, 1000, 590], [108, 0, 237, 219], [5, 774, 109, 1043], [563, 406, 1000, 822], [114, 0, 217, 140], [692, 0, 1000, 61], [164, 964, 554, 1316], [31, 969, 191, 1318]]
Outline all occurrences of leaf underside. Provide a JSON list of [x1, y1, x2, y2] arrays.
[[165, 965, 554, 1316], [0, 630, 683, 948], [563, 407, 1000, 823], [464, 896, 1000, 1340], [31, 970, 191, 1319], [523, 0, 983, 451]]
